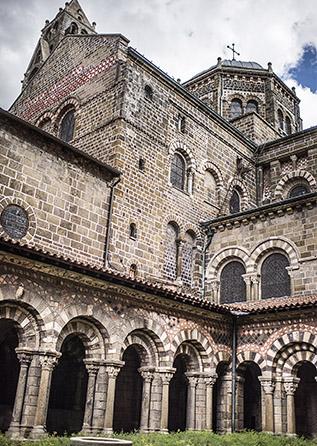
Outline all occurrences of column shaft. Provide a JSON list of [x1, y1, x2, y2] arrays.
[[159, 369, 175, 433], [83, 363, 99, 432], [103, 363, 122, 434], [139, 368, 154, 432], [205, 375, 217, 431]]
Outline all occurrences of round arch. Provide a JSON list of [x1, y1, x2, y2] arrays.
[[206, 246, 250, 280], [274, 170, 316, 199]]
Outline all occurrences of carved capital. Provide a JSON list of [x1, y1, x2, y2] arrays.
[[283, 378, 300, 395], [16, 349, 33, 367], [84, 360, 100, 375], [259, 377, 275, 394], [105, 365, 121, 379], [185, 372, 199, 387], [39, 353, 60, 370], [138, 367, 155, 383], [204, 373, 218, 387], [157, 367, 176, 384]]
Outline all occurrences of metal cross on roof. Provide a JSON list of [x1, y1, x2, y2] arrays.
[[227, 43, 240, 61]]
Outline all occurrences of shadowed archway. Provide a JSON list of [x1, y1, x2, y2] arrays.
[[295, 362, 317, 437], [168, 355, 188, 432]]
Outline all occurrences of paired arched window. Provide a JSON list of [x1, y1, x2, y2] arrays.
[[59, 109, 75, 143], [170, 153, 186, 190], [163, 223, 179, 281], [246, 100, 258, 114], [261, 253, 290, 299], [230, 99, 243, 119], [220, 261, 246, 304], [181, 231, 196, 286], [288, 184, 309, 198], [229, 189, 241, 214]]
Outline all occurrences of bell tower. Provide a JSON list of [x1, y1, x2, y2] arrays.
[[22, 0, 96, 89]]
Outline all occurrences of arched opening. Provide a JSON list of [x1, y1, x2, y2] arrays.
[[204, 171, 218, 205], [181, 230, 196, 286], [261, 252, 290, 299], [277, 109, 284, 131], [220, 261, 246, 304], [59, 108, 75, 143], [170, 153, 186, 190], [285, 116, 292, 135], [0, 319, 20, 432], [230, 99, 243, 119], [246, 100, 258, 114], [144, 85, 153, 100], [295, 362, 317, 437], [163, 222, 179, 281], [46, 335, 88, 435], [168, 355, 188, 432], [241, 363, 262, 431], [212, 362, 228, 432], [229, 189, 241, 214], [113, 345, 143, 433]]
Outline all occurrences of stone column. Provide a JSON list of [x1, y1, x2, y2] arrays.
[[158, 368, 175, 433], [259, 377, 275, 433], [242, 274, 252, 301], [82, 361, 99, 433], [273, 377, 284, 434], [205, 374, 217, 431], [102, 361, 123, 434], [251, 275, 259, 301], [7, 349, 33, 438], [176, 239, 184, 281], [283, 377, 300, 436], [31, 352, 60, 438], [185, 373, 198, 430], [139, 367, 155, 433]]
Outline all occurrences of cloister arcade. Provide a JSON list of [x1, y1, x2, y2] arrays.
[[0, 296, 316, 438]]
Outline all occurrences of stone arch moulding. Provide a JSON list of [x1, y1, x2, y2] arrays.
[[201, 160, 224, 188], [170, 328, 214, 371], [0, 196, 36, 243], [121, 329, 165, 367], [274, 169, 316, 199], [206, 246, 251, 280], [282, 349, 317, 377], [236, 350, 265, 372], [54, 96, 80, 120], [55, 317, 107, 360], [168, 140, 197, 171], [213, 350, 231, 369], [228, 177, 251, 210], [249, 236, 300, 271], [0, 301, 42, 349], [265, 330, 317, 376], [35, 110, 55, 128]]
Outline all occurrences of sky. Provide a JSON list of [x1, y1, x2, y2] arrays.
[[1, 0, 317, 128]]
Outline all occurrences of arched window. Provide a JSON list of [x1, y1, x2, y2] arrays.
[[230, 99, 243, 119], [229, 189, 241, 214], [144, 85, 153, 100], [38, 118, 51, 132], [129, 223, 137, 239], [204, 171, 217, 204], [70, 22, 78, 34], [170, 153, 186, 190], [277, 109, 284, 131], [261, 253, 290, 299], [220, 261, 246, 304], [181, 231, 196, 286], [285, 116, 292, 135], [246, 100, 258, 114], [288, 184, 309, 198], [129, 264, 137, 279], [163, 223, 179, 281], [59, 109, 75, 142]]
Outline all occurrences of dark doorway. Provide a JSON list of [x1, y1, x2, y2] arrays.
[[113, 346, 143, 433], [243, 363, 261, 431], [168, 355, 188, 432], [0, 319, 20, 432], [212, 363, 228, 432], [295, 362, 317, 437], [47, 335, 88, 435]]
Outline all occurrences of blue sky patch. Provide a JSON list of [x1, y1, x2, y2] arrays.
[[288, 45, 317, 92]]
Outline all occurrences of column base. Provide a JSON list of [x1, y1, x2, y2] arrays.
[[159, 429, 168, 434], [101, 428, 113, 436], [6, 422, 22, 439], [286, 433, 297, 437], [30, 425, 47, 439]]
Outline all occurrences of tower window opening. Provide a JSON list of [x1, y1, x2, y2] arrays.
[[144, 85, 153, 100], [129, 223, 137, 239]]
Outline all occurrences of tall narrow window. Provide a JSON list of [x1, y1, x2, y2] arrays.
[[277, 109, 284, 131], [285, 116, 292, 135], [178, 116, 186, 133], [261, 253, 290, 299], [204, 171, 217, 205], [230, 99, 243, 119], [181, 231, 196, 286], [59, 109, 75, 143], [220, 261, 246, 304], [170, 153, 186, 190], [163, 223, 179, 281], [144, 85, 153, 100], [129, 223, 137, 239], [229, 189, 241, 214], [246, 100, 258, 114]]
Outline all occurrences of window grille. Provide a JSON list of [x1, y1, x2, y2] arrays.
[[261, 253, 290, 299], [163, 223, 178, 281], [229, 189, 240, 214], [171, 153, 186, 190], [230, 99, 243, 119], [220, 261, 246, 304], [59, 109, 75, 143], [289, 184, 309, 198]]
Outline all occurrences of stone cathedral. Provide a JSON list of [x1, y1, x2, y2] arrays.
[[1, 0, 317, 439]]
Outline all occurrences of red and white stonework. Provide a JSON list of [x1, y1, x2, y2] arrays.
[[1, 0, 317, 439]]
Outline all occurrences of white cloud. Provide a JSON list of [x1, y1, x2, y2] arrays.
[[1, 0, 317, 128]]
